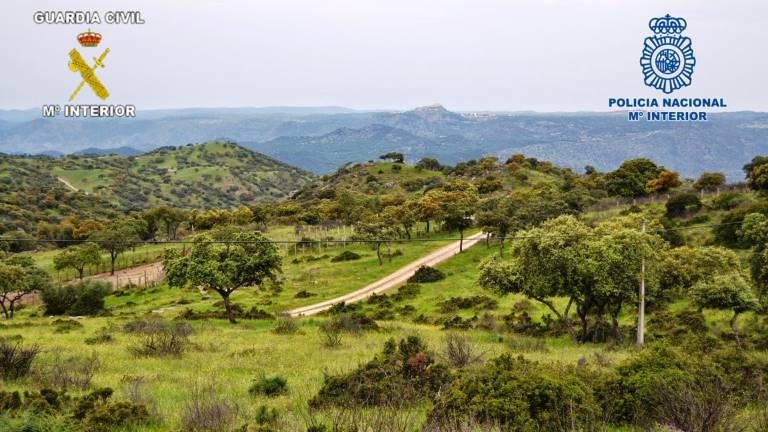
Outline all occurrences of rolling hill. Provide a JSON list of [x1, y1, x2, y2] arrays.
[[3, 105, 768, 180], [0, 142, 314, 233]]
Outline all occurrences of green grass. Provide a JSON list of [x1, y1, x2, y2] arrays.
[[1, 304, 621, 431]]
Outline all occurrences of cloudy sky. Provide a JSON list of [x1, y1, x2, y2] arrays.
[[1, 0, 766, 111]]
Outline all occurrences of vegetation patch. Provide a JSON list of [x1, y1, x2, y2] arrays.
[[437, 295, 498, 313], [310, 336, 451, 408], [408, 265, 445, 283], [330, 250, 361, 262]]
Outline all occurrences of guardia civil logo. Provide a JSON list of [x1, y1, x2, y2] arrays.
[[640, 14, 696, 94]]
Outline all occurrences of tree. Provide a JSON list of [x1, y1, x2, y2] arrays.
[[693, 172, 726, 192], [604, 158, 661, 198], [415, 157, 441, 171], [739, 212, 768, 299], [379, 152, 404, 163], [384, 200, 418, 239], [645, 170, 681, 194], [744, 156, 768, 192], [164, 231, 282, 323], [150, 205, 188, 240], [665, 192, 702, 218], [691, 273, 758, 350], [353, 213, 401, 265], [414, 194, 439, 234], [432, 183, 479, 252], [583, 226, 663, 342], [0, 256, 51, 319], [53, 243, 101, 280], [476, 197, 517, 255], [89, 221, 140, 275], [479, 215, 591, 343]]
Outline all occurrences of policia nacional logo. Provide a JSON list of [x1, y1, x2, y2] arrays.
[[68, 29, 110, 101], [640, 14, 696, 94]]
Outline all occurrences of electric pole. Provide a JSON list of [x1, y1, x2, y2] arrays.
[[637, 218, 646, 347]]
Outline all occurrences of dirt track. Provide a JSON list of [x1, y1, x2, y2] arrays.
[[284, 232, 484, 317], [87, 262, 164, 288]]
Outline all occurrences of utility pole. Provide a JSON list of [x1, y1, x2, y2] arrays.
[[637, 218, 646, 347]]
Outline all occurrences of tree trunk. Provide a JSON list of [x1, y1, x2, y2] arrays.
[[222, 293, 236, 324], [499, 235, 505, 256], [425, 220, 430, 233], [535, 296, 578, 344], [485, 233, 490, 248], [78, 268, 85, 280], [110, 252, 117, 275], [404, 226, 411, 239], [376, 242, 382, 265], [459, 230, 464, 252], [0, 298, 9, 319], [610, 305, 622, 343], [730, 311, 743, 351]]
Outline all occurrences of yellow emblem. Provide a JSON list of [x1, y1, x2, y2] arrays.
[[68, 48, 110, 101]]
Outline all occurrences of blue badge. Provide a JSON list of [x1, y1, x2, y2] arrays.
[[640, 15, 696, 94]]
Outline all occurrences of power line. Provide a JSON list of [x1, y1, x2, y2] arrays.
[[0, 220, 748, 245]]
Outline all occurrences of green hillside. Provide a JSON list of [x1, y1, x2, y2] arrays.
[[0, 142, 314, 234]]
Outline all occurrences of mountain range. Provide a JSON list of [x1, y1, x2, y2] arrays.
[[2, 105, 768, 181]]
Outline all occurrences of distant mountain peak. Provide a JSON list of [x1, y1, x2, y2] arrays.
[[404, 104, 463, 123]]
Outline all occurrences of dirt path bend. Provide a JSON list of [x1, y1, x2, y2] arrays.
[[57, 177, 83, 193], [285, 232, 485, 317]]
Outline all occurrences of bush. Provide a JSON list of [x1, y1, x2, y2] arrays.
[[665, 192, 702, 218], [249, 374, 288, 397], [330, 250, 361, 262], [41, 281, 111, 316], [319, 323, 343, 349], [442, 332, 484, 368], [32, 353, 100, 390], [272, 316, 300, 335], [310, 336, 452, 408], [438, 296, 498, 313], [711, 192, 748, 211], [427, 354, 600, 431], [408, 265, 445, 283], [293, 290, 316, 298], [0, 341, 38, 380], [125, 319, 193, 357], [180, 385, 238, 432]]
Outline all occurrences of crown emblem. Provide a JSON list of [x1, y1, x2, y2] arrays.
[[649, 14, 687, 35], [77, 29, 102, 47]]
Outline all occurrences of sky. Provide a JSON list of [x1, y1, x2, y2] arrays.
[[1, 0, 767, 112]]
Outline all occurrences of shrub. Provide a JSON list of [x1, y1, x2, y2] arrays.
[[0, 341, 38, 380], [32, 353, 100, 390], [41, 281, 111, 316], [125, 319, 193, 357], [180, 385, 238, 432], [319, 323, 343, 349], [293, 290, 316, 298], [408, 265, 445, 283], [438, 296, 498, 313], [330, 251, 361, 262], [310, 336, 452, 408], [323, 312, 378, 334], [272, 316, 299, 335], [665, 192, 702, 218], [427, 354, 600, 431], [249, 374, 288, 397], [443, 332, 484, 368], [711, 192, 747, 211]]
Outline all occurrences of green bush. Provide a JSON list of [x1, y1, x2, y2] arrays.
[[249, 375, 288, 397], [330, 251, 361, 262], [711, 192, 748, 211], [427, 354, 600, 431], [310, 336, 451, 408], [407, 265, 445, 283], [665, 192, 702, 218], [41, 281, 111, 316]]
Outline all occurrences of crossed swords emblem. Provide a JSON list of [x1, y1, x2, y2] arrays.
[[68, 48, 110, 101]]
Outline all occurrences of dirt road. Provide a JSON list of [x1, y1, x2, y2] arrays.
[[284, 232, 485, 317], [57, 177, 82, 193], [87, 262, 164, 289]]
